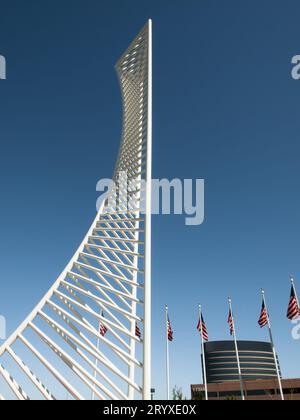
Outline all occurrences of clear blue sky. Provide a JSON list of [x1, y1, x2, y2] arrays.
[[1, 0, 300, 399]]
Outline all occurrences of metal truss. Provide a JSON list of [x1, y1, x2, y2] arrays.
[[0, 20, 152, 400]]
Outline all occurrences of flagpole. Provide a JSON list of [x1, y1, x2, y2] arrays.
[[261, 289, 284, 401], [165, 305, 170, 400], [199, 305, 208, 401], [91, 337, 100, 400], [290, 276, 300, 307], [228, 298, 245, 401], [92, 310, 103, 400]]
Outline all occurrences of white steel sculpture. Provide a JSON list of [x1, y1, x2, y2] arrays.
[[0, 20, 152, 400]]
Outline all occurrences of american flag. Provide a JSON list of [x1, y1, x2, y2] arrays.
[[228, 309, 234, 336], [197, 315, 208, 341], [287, 285, 300, 320], [258, 301, 268, 328], [167, 317, 173, 342], [99, 311, 108, 337], [135, 323, 141, 339]]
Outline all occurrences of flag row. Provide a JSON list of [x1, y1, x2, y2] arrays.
[[166, 278, 300, 343], [96, 278, 300, 343]]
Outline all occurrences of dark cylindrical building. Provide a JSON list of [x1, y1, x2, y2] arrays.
[[204, 341, 280, 383]]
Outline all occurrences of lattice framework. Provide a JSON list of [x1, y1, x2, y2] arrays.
[[0, 20, 152, 400]]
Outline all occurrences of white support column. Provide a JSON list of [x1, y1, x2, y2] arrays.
[[261, 290, 284, 401], [165, 305, 170, 401], [228, 298, 245, 401], [91, 336, 100, 400], [198, 305, 208, 401], [143, 18, 152, 401]]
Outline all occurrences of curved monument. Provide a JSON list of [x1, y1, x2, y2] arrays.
[[0, 20, 152, 400]]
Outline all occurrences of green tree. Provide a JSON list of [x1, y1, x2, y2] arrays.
[[172, 386, 187, 400], [225, 395, 239, 400]]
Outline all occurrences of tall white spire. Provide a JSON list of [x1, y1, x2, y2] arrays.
[[0, 20, 152, 400]]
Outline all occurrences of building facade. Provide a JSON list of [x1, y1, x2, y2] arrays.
[[204, 340, 280, 383], [191, 378, 300, 400]]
